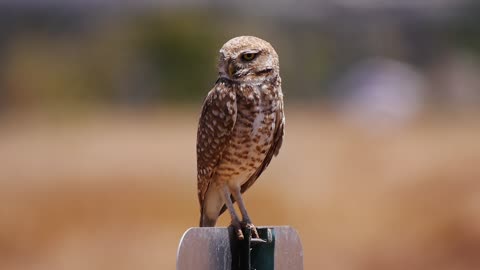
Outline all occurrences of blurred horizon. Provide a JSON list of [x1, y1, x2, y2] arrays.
[[1, 0, 480, 110]]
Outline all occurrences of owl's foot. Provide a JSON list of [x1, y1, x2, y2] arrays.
[[243, 222, 259, 239], [230, 220, 245, 240]]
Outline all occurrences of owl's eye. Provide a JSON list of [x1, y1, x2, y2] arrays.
[[241, 53, 257, 61]]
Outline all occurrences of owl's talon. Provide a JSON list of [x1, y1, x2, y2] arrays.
[[243, 223, 259, 238], [230, 222, 245, 240], [236, 229, 244, 240]]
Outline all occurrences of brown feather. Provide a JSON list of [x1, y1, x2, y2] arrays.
[[218, 96, 284, 216], [196, 82, 237, 213]]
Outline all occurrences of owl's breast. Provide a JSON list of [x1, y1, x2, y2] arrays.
[[215, 94, 278, 186]]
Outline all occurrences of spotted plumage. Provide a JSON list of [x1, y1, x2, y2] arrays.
[[197, 36, 284, 239]]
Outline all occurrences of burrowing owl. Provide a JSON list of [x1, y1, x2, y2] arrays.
[[197, 36, 285, 240]]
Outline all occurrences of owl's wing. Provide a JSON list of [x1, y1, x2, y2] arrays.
[[197, 83, 237, 210], [218, 92, 285, 216]]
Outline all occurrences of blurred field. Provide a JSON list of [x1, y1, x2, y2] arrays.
[[0, 107, 480, 270]]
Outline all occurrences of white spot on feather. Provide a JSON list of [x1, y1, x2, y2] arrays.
[[252, 111, 265, 135]]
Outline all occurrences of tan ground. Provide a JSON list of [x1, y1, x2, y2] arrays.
[[0, 107, 479, 270]]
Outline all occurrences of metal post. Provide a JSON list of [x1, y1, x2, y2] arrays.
[[177, 226, 303, 270]]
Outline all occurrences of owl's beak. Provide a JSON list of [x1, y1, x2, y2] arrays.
[[228, 61, 235, 78]]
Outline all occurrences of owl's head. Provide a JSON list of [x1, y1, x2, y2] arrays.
[[218, 36, 279, 83]]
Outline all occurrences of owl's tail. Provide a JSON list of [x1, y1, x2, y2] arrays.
[[199, 211, 217, 227]]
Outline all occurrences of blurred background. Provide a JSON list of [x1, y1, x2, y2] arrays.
[[1, 0, 480, 269]]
